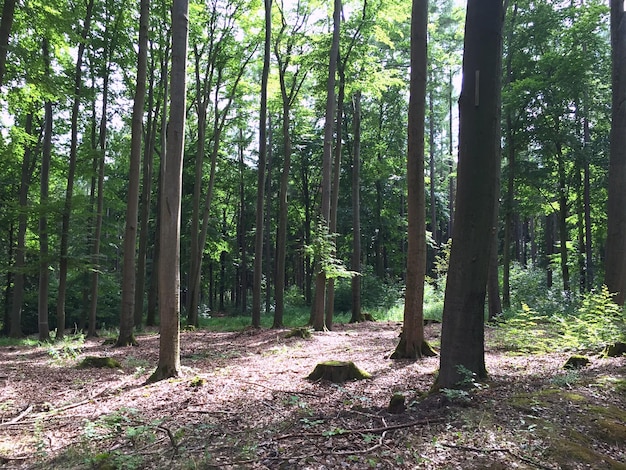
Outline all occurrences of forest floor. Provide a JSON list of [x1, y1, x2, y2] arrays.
[[0, 321, 625, 470]]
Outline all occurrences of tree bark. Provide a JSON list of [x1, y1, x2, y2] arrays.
[[0, 0, 16, 86], [605, 0, 626, 304], [149, 0, 188, 382], [435, 0, 504, 388], [312, 0, 341, 331], [56, 0, 94, 340], [391, 0, 435, 360], [118, 0, 149, 347], [350, 91, 362, 323], [252, 0, 272, 328], [38, 39, 52, 343]]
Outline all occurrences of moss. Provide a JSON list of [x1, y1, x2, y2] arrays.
[[189, 376, 206, 387], [388, 393, 406, 414], [78, 356, 122, 369], [563, 354, 590, 369], [307, 361, 371, 383], [285, 327, 312, 339]]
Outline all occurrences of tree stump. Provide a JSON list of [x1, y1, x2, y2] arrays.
[[307, 361, 371, 383], [603, 342, 626, 357], [563, 355, 590, 369], [388, 393, 406, 414], [78, 356, 122, 369]]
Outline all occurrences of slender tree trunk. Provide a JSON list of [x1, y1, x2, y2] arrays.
[[265, 121, 273, 315], [350, 91, 362, 323], [57, 0, 94, 340], [118, 0, 149, 347], [583, 109, 593, 290], [546, 213, 555, 289], [428, 87, 437, 272], [150, 0, 188, 382], [0, 0, 16, 86], [447, 69, 455, 240], [312, 0, 341, 331], [391, 0, 435, 360], [9, 114, 34, 338], [435, 0, 504, 389], [39, 39, 52, 343], [605, 0, 626, 303], [252, 0, 272, 328], [556, 141, 570, 294]]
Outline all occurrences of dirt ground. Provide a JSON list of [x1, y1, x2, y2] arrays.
[[0, 321, 625, 469]]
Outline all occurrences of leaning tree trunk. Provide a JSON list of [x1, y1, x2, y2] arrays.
[[605, 0, 626, 304], [117, 0, 149, 347], [150, 0, 188, 382], [391, 0, 435, 360], [435, 0, 504, 389]]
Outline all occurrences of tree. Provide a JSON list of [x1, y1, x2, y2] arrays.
[[117, 0, 149, 347], [149, 0, 189, 382], [0, 0, 16, 86], [56, 0, 95, 340], [435, 0, 504, 389], [311, 0, 341, 331], [605, 0, 626, 305], [252, 0, 272, 328], [391, 0, 435, 359]]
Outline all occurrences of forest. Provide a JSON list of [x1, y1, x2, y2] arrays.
[[0, 0, 625, 468]]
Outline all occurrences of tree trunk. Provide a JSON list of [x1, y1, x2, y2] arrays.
[[38, 39, 52, 343], [9, 114, 34, 338], [118, 0, 149, 347], [428, 86, 437, 273], [556, 141, 570, 294], [312, 0, 341, 331], [150, 0, 188, 382], [56, 0, 94, 340], [605, 0, 626, 304], [435, 0, 504, 389], [252, 0, 272, 328], [0, 0, 16, 86], [391, 0, 435, 360], [350, 91, 362, 323], [447, 69, 455, 240], [546, 213, 555, 288]]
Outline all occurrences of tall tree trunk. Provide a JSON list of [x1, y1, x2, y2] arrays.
[[583, 107, 593, 290], [435, 0, 504, 389], [546, 213, 555, 289], [134, 71, 159, 328], [350, 91, 362, 323], [252, 0, 272, 328], [0, 0, 16, 86], [9, 114, 34, 338], [447, 69, 455, 240], [56, 0, 94, 340], [605, 0, 626, 303], [428, 87, 437, 273], [325, 66, 345, 331], [118, 0, 149, 346], [265, 121, 273, 315], [312, 0, 341, 331], [391, 0, 434, 360], [556, 141, 570, 294], [38, 39, 52, 342], [150, 0, 188, 382]]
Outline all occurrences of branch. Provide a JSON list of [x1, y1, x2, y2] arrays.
[[440, 443, 556, 470]]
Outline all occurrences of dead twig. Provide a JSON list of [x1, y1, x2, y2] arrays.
[[157, 424, 180, 457], [440, 443, 556, 470]]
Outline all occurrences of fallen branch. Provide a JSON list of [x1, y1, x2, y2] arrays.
[[157, 425, 180, 457], [0, 404, 33, 427], [240, 380, 323, 398], [275, 416, 446, 441], [440, 443, 556, 470]]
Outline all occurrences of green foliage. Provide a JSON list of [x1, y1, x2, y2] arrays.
[[46, 333, 85, 363], [305, 221, 359, 281], [332, 268, 403, 313], [497, 285, 625, 353]]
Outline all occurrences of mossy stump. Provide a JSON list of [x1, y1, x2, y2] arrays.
[[307, 361, 371, 383], [603, 342, 626, 357], [78, 356, 122, 369], [563, 355, 590, 369], [388, 393, 406, 414], [285, 327, 312, 339]]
